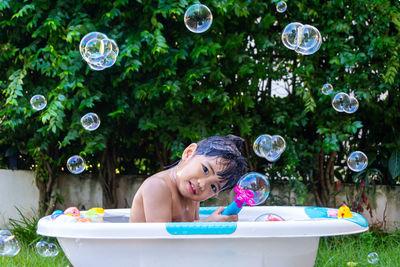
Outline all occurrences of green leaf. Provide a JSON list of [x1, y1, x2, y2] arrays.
[[388, 150, 400, 179]]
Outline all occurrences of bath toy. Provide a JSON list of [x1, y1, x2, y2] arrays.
[[327, 209, 338, 217], [51, 210, 64, 220], [81, 210, 103, 222], [76, 217, 92, 223], [64, 207, 80, 217], [255, 213, 285, 222], [222, 172, 269, 215], [338, 204, 353, 218], [88, 207, 104, 214]]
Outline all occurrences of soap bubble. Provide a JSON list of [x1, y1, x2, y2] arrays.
[[238, 172, 270, 205], [321, 83, 333, 95], [347, 151, 368, 172], [30, 95, 47, 111], [253, 135, 272, 158], [0, 234, 20, 257], [367, 252, 379, 264], [271, 135, 286, 154], [253, 135, 285, 162], [4, 239, 20, 257], [295, 25, 322, 55], [276, 1, 287, 13], [0, 230, 12, 237], [255, 213, 285, 222], [332, 92, 350, 112], [66, 155, 86, 174], [79, 32, 119, 70], [81, 113, 100, 131], [184, 4, 213, 33], [344, 96, 359, 114], [282, 22, 303, 50], [265, 153, 281, 162], [88, 63, 106, 71], [47, 243, 59, 257], [36, 241, 49, 257], [101, 39, 119, 68], [265, 135, 286, 162], [282, 23, 322, 55], [80, 32, 108, 59]]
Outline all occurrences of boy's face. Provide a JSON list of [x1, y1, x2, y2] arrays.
[[175, 145, 228, 202]]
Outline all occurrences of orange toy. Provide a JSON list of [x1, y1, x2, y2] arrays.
[[76, 217, 93, 223]]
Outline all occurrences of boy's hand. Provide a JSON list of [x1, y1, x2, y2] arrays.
[[202, 207, 238, 222]]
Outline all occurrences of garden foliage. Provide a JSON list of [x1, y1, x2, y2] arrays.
[[0, 0, 399, 209]]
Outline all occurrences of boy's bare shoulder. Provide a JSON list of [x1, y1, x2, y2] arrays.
[[140, 172, 172, 197]]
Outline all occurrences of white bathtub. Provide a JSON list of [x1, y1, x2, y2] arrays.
[[37, 206, 368, 267]]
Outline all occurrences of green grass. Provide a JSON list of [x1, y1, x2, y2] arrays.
[[1, 230, 399, 266], [315, 230, 400, 266], [0, 243, 71, 266]]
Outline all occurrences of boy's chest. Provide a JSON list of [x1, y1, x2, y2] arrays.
[[171, 199, 197, 222]]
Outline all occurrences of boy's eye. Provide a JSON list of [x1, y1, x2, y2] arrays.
[[202, 166, 209, 175], [211, 184, 217, 192]]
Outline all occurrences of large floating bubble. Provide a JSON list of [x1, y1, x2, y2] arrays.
[[276, 1, 287, 13], [344, 96, 359, 114], [255, 213, 285, 222], [265, 135, 286, 162], [81, 113, 100, 131], [321, 83, 333, 95], [47, 243, 59, 257], [79, 32, 119, 70], [0, 230, 12, 237], [30, 95, 47, 111], [184, 4, 213, 33], [36, 241, 48, 257], [66, 155, 86, 174], [238, 172, 270, 205], [295, 25, 322, 55], [272, 135, 286, 154], [347, 151, 368, 172], [253, 134, 272, 158], [282, 22, 322, 55], [367, 252, 379, 264], [332, 92, 350, 112], [253, 134, 286, 162], [80, 32, 107, 58], [0, 233, 20, 257], [282, 22, 303, 50]]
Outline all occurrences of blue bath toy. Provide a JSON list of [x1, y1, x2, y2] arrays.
[[51, 210, 64, 220]]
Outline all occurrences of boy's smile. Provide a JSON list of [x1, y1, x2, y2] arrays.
[[188, 181, 197, 195]]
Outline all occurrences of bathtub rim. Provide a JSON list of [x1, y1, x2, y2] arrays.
[[37, 206, 369, 239]]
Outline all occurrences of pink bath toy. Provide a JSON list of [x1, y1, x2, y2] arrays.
[[327, 209, 338, 217], [64, 207, 80, 217], [234, 185, 255, 208]]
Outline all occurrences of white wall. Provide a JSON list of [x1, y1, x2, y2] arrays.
[[0, 169, 399, 231], [0, 170, 39, 228]]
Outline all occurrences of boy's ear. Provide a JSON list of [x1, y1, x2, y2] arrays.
[[182, 143, 198, 161]]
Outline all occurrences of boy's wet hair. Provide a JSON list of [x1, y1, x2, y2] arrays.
[[194, 134, 248, 192]]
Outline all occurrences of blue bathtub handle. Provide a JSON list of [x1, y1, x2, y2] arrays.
[[222, 201, 242, 215]]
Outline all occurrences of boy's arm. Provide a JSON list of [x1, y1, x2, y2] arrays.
[[142, 178, 173, 222], [195, 206, 238, 222]]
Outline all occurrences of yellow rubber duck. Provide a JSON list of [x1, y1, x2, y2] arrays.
[[89, 207, 104, 214], [338, 204, 353, 218]]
